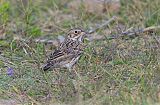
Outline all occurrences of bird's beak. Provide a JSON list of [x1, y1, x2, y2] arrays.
[[81, 31, 90, 42]]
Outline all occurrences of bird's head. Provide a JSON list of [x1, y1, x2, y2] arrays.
[[67, 28, 86, 42]]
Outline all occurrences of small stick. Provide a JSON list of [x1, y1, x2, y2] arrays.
[[88, 16, 117, 34], [110, 25, 160, 39], [143, 25, 160, 32]]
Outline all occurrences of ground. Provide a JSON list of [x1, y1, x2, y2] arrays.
[[0, 0, 160, 105]]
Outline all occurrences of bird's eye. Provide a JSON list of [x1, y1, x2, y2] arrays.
[[74, 30, 78, 34]]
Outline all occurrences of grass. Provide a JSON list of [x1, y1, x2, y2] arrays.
[[0, 0, 160, 105]]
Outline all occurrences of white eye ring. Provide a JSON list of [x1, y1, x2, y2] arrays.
[[74, 30, 78, 34], [74, 30, 81, 34]]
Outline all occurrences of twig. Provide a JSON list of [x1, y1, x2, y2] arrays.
[[34, 38, 59, 45], [88, 16, 117, 34], [14, 19, 160, 44], [143, 25, 160, 32], [109, 25, 160, 39]]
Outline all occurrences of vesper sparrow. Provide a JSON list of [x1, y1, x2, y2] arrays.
[[43, 28, 86, 71]]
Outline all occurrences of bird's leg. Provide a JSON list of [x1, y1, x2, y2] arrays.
[[53, 68, 61, 84], [71, 65, 84, 104], [68, 67, 72, 73], [68, 63, 81, 80], [72, 65, 81, 80]]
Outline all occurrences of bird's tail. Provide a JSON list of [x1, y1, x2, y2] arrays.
[[42, 63, 51, 71]]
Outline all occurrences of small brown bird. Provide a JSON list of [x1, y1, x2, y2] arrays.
[[43, 28, 87, 71]]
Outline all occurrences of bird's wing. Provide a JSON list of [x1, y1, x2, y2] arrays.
[[43, 49, 68, 71], [43, 45, 83, 70], [48, 49, 66, 61], [46, 38, 83, 65], [47, 48, 82, 62]]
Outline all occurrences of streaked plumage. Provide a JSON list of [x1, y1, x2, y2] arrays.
[[43, 28, 86, 71]]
